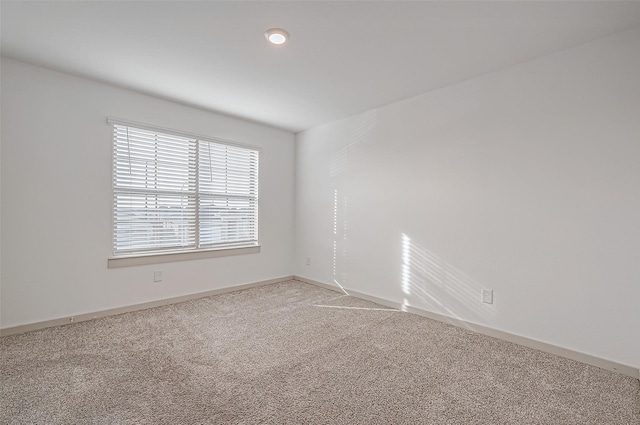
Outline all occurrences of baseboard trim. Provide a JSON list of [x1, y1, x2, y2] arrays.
[[0, 275, 294, 337], [294, 275, 348, 294], [293, 275, 639, 380]]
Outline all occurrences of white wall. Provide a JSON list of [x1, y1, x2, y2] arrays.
[[295, 28, 640, 368], [1, 58, 295, 328], [0, 59, 2, 321]]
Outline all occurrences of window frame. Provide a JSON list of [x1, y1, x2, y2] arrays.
[[107, 117, 261, 268]]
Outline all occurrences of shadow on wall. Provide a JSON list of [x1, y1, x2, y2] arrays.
[[331, 110, 379, 294], [401, 233, 496, 327]]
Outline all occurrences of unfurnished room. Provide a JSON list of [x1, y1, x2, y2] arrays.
[[0, 1, 639, 424]]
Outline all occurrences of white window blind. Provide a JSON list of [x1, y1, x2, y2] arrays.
[[112, 123, 259, 256]]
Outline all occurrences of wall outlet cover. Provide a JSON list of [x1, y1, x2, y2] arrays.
[[482, 289, 493, 304]]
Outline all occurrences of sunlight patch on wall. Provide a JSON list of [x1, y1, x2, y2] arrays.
[[401, 233, 495, 324], [332, 189, 349, 295]]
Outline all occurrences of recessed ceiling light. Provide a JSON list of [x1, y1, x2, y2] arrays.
[[265, 28, 289, 45]]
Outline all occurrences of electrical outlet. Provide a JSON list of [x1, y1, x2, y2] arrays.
[[481, 289, 493, 304], [154, 270, 163, 282], [306, 257, 311, 266]]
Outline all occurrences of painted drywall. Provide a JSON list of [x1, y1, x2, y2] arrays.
[[295, 28, 640, 368], [1, 58, 295, 328], [0, 58, 2, 320]]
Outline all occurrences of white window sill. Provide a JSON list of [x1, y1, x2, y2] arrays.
[[108, 246, 260, 268]]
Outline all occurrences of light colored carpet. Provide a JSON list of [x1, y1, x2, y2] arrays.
[[1, 280, 638, 424]]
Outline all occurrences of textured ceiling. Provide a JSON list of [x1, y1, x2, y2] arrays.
[[2, 1, 640, 132]]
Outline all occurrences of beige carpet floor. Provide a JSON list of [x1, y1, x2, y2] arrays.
[[1, 280, 638, 424]]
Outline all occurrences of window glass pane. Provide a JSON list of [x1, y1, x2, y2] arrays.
[[114, 126, 196, 193], [114, 193, 196, 252], [198, 141, 258, 197], [199, 196, 257, 247]]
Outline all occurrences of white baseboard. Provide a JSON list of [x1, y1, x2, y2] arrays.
[[293, 275, 639, 380], [0, 275, 294, 337], [294, 275, 348, 294]]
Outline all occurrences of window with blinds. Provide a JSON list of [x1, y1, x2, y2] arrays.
[[112, 122, 259, 256]]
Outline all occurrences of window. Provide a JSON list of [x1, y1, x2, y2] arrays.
[[111, 119, 259, 259]]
